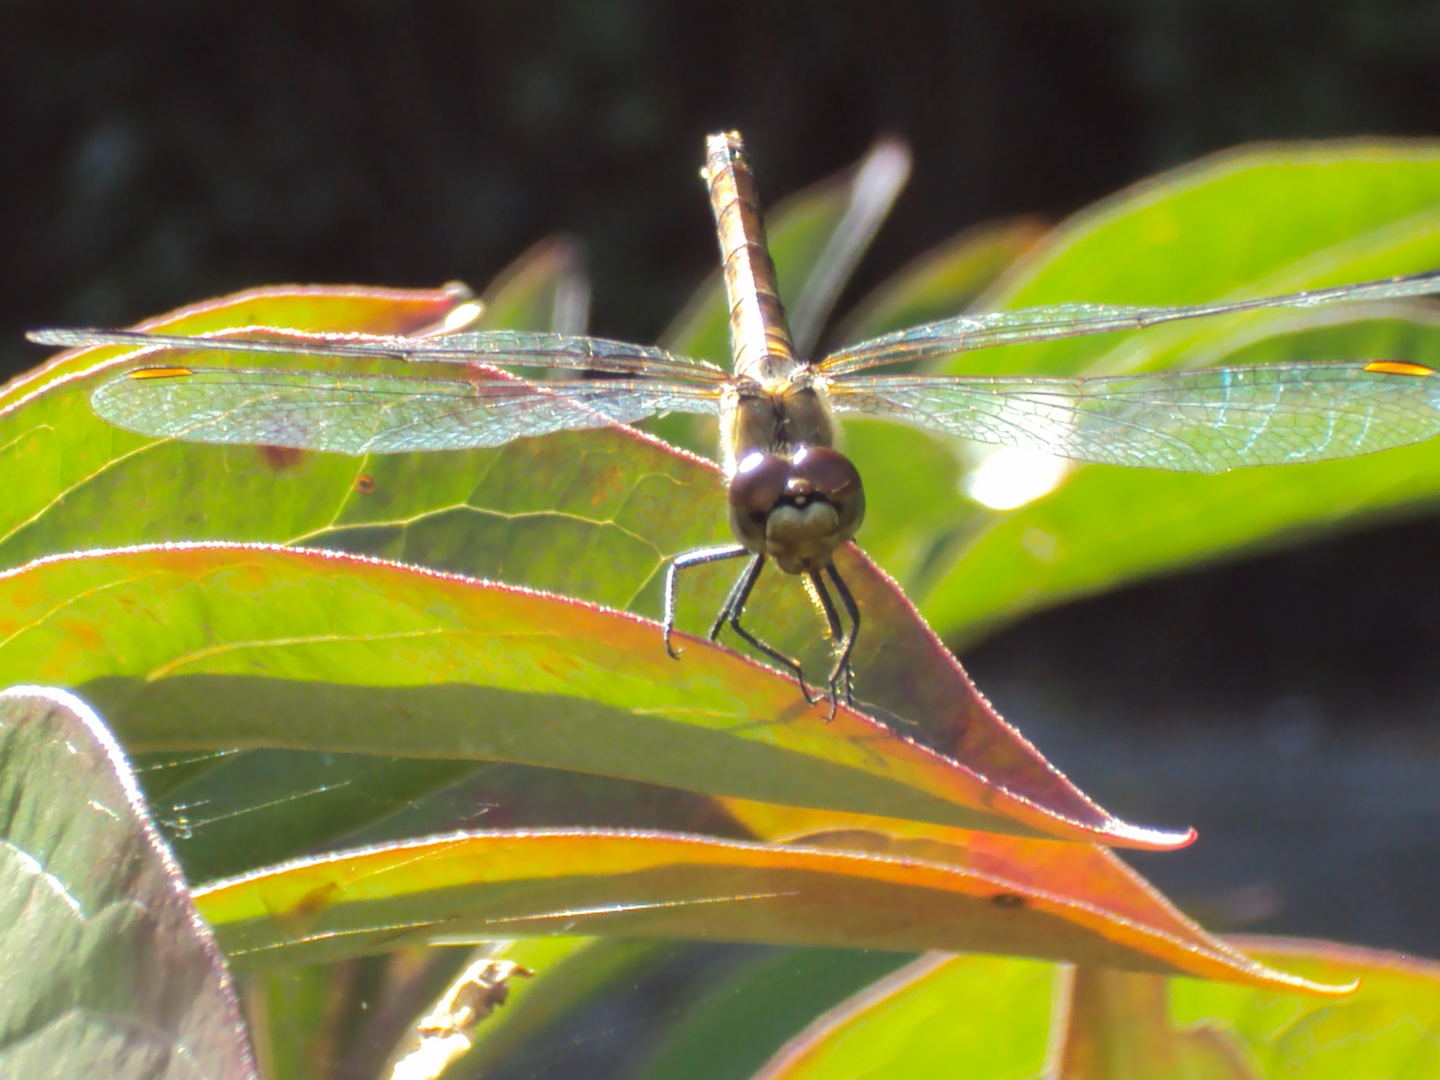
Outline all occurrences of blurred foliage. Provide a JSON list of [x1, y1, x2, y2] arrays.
[[6, 0, 1440, 361]]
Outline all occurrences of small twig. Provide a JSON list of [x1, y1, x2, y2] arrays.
[[385, 957, 533, 1080]]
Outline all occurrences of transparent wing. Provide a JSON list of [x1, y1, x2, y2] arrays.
[[28, 327, 724, 381], [818, 270, 1440, 377], [91, 366, 722, 455], [825, 360, 1440, 472]]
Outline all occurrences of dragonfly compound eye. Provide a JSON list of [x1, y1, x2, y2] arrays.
[[728, 452, 791, 551], [727, 447, 866, 573], [790, 446, 865, 538]]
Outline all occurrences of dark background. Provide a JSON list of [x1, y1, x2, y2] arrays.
[[4, 0, 1440, 955]]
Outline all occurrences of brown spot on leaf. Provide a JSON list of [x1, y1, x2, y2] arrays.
[[259, 445, 306, 471]]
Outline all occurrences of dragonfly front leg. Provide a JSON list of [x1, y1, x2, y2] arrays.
[[807, 564, 860, 717], [663, 543, 749, 659]]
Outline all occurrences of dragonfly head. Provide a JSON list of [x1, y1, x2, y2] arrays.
[[728, 446, 865, 574]]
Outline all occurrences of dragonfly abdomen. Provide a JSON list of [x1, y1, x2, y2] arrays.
[[704, 131, 799, 385]]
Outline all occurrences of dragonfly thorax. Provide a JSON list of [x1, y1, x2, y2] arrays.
[[727, 446, 865, 575], [720, 369, 837, 472]]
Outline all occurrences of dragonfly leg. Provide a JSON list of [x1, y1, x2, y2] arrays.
[[716, 554, 816, 705], [663, 543, 749, 659], [807, 566, 858, 718], [825, 563, 860, 710], [709, 552, 762, 640]]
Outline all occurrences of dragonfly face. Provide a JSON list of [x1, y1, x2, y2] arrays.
[[727, 445, 865, 574], [28, 131, 1440, 715]]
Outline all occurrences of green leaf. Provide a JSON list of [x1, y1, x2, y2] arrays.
[[7, 248, 602, 885], [144, 752, 750, 894], [240, 963, 334, 1080], [0, 686, 256, 1080], [0, 543, 1184, 847], [472, 234, 590, 334], [193, 816, 1338, 992], [928, 312, 1440, 638], [742, 937, 1435, 1080], [140, 750, 481, 883], [6, 160, 1159, 870], [832, 217, 1047, 346], [0, 283, 475, 572], [11, 278, 1081, 807], [1173, 936, 1440, 1080], [340, 763, 752, 850], [743, 953, 1059, 1080], [824, 220, 1047, 588], [629, 948, 917, 1080], [890, 142, 1440, 639], [972, 142, 1440, 374]]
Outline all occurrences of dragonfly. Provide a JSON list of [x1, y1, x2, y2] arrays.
[[29, 131, 1440, 713]]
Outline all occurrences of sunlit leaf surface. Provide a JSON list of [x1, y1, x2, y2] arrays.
[[8, 277, 1144, 830], [0, 686, 256, 1080], [8, 237, 1145, 894], [1173, 936, 1440, 1080], [0, 543, 1186, 847], [0, 282, 474, 571], [193, 826, 1337, 992], [750, 953, 1057, 1080], [1056, 966, 1260, 1080], [746, 936, 1433, 1080], [894, 143, 1440, 640]]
